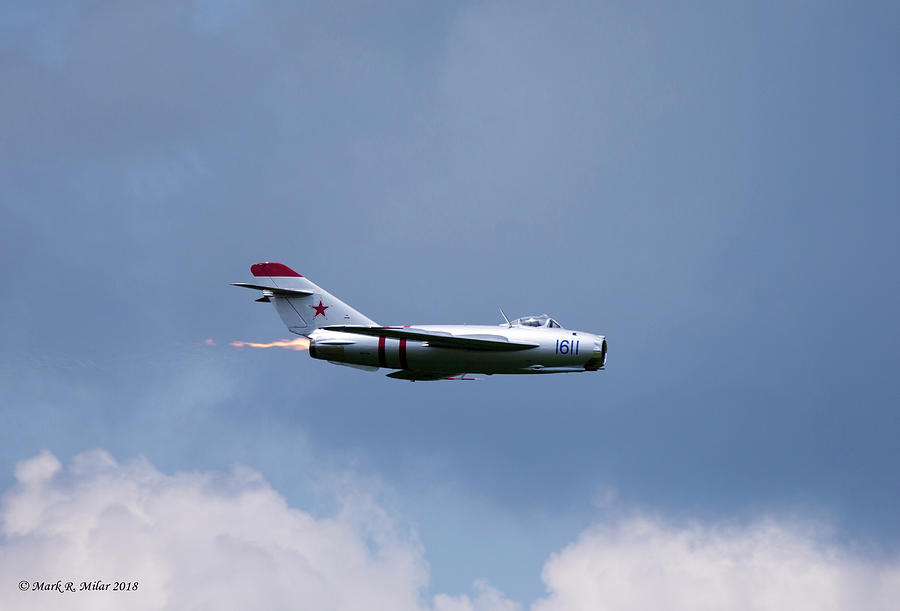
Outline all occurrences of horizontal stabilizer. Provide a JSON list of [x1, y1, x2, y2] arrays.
[[231, 283, 314, 297], [323, 326, 538, 352]]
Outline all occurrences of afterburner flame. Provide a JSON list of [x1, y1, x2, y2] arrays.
[[229, 338, 309, 351]]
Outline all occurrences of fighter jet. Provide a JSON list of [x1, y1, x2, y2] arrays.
[[233, 262, 607, 381]]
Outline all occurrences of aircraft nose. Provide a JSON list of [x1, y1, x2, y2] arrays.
[[585, 335, 607, 370]]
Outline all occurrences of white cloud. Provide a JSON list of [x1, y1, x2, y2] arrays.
[[532, 516, 900, 611], [434, 580, 522, 611], [3, 451, 900, 611], [0, 450, 518, 611]]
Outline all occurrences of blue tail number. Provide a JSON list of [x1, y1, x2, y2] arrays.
[[555, 339, 579, 355]]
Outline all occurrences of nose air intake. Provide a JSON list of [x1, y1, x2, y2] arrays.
[[584, 337, 607, 370]]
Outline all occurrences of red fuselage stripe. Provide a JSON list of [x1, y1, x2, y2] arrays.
[[378, 336, 386, 368], [399, 339, 408, 369]]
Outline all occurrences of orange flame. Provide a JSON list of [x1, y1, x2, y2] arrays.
[[229, 338, 310, 351]]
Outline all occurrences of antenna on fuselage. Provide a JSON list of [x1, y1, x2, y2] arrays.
[[499, 307, 511, 327]]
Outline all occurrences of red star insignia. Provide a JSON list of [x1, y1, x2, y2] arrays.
[[310, 299, 329, 319]]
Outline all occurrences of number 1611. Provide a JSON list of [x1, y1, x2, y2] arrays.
[[555, 339, 579, 355]]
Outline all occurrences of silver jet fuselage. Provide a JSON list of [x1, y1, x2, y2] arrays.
[[234, 262, 607, 381], [308, 324, 607, 378]]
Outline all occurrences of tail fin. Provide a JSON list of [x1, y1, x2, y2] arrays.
[[233, 262, 377, 336]]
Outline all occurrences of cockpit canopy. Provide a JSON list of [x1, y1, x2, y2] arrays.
[[510, 314, 562, 329]]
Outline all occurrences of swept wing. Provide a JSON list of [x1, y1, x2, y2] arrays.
[[322, 326, 538, 352]]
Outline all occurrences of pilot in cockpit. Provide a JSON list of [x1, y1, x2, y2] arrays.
[[511, 314, 562, 328]]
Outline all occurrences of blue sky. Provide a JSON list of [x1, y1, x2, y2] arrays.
[[1, 1, 899, 608]]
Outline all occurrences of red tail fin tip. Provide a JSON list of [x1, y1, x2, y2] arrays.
[[250, 262, 302, 277]]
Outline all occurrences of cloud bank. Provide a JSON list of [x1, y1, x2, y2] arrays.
[[1, 450, 434, 611], [2, 451, 899, 611], [533, 518, 900, 611]]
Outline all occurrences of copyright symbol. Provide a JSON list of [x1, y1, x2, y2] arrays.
[[18, 581, 29, 591]]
